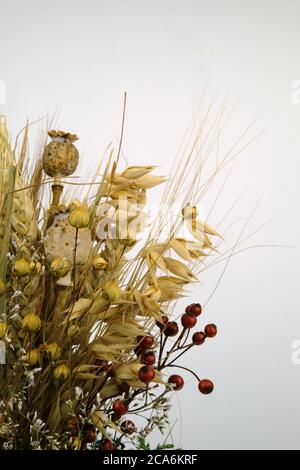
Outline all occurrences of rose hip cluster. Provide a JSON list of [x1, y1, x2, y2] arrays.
[[132, 303, 217, 396], [155, 303, 217, 395], [104, 302, 217, 450]]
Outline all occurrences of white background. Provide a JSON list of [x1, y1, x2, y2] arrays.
[[1, 0, 300, 450]]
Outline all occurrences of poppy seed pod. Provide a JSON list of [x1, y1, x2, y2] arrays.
[[68, 207, 90, 229], [22, 313, 42, 333], [42, 130, 79, 178]]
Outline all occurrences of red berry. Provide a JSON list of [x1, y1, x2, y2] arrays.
[[113, 399, 128, 416], [137, 335, 154, 350], [141, 351, 156, 365], [205, 324, 217, 338], [198, 379, 214, 395], [138, 365, 156, 384], [100, 438, 117, 450], [192, 331, 206, 345], [121, 420, 136, 435], [156, 315, 169, 330], [82, 424, 97, 443], [67, 416, 80, 435], [168, 374, 184, 391], [186, 303, 202, 317], [181, 313, 197, 329], [164, 321, 179, 337]]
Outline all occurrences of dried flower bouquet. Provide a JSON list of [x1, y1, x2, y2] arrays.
[[0, 105, 227, 450]]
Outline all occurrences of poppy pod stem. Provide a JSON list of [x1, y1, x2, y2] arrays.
[[51, 182, 63, 208], [72, 228, 79, 299]]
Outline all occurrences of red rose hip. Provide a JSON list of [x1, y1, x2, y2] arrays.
[[121, 420, 136, 435], [181, 313, 197, 329], [198, 379, 214, 395], [168, 374, 184, 391], [141, 351, 156, 365], [156, 315, 169, 330], [138, 365, 156, 383], [137, 335, 154, 350], [67, 416, 80, 435], [164, 321, 179, 337], [100, 438, 117, 450], [205, 324, 217, 338], [185, 303, 202, 317], [82, 424, 97, 443], [113, 399, 128, 416], [192, 331, 206, 345]]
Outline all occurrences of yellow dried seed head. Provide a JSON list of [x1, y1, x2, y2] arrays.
[[14, 258, 31, 277], [68, 207, 90, 229], [46, 343, 62, 361], [53, 363, 71, 381], [30, 260, 42, 275], [50, 257, 71, 278], [103, 280, 121, 302], [0, 322, 7, 339], [93, 256, 108, 271], [25, 349, 41, 366], [68, 199, 82, 211], [22, 313, 42, 332]]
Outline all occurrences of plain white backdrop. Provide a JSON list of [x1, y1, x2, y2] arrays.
[[1, 0, 300, 450]]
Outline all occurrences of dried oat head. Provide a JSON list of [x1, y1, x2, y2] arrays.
[[42, 130, 79, 178]]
